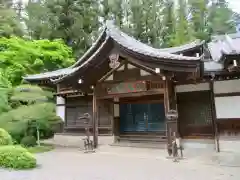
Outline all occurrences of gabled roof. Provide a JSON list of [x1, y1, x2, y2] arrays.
[[24, 20, 203, 83]]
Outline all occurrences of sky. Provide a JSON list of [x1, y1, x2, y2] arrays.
[[228, 0, 240, 13]]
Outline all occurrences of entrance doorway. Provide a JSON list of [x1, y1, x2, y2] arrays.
[[120, 103, 165, 132]]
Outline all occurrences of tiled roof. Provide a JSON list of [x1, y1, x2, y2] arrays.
[[208, 33, 240, 62], [106, 20, 200, 61], [24, 20, 203, 82], [151, 40, 204, 54], [24, 29, 107, 81], [23, 68, 77, 81]]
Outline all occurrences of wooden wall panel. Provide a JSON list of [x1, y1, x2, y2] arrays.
[[177, 91, 214, 138]]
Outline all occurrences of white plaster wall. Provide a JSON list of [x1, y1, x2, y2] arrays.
[[175, 83, 209, 93], [214, 79, 240, 94], [56, 96, 65, 121], [56, 96, 65, 104], [215, 96, 240, 118]]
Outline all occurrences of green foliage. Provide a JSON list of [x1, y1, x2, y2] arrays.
[[21, 136, 37, 147], [0, 145, 36, 169], [208, 0, 236, 36], [0, 103, 62, 143], [0, 83, 60, 143], [25, 0, 100, 57], [11, 84, 53, 104], [0, 72, 12, 113], [0, 2, 24, 38], [0, 37, 75, 85], [0, 128, 12, 145]]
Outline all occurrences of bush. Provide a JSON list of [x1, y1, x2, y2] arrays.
[[0, 103, 62, 143], [0, 128, 13, 145], [21, 136, 37, 147], [0, 145, 37, 169]]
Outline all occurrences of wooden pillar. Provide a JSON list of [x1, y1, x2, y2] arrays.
[[93, 88, 98, 148], [164, 78, 179, 145], [113, 98, 120, 143], [210, 81, 220, 152]]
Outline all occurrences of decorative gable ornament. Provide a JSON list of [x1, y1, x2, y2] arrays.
[[109, 53, 120, 69]]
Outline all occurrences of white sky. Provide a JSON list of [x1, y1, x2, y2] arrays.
[[228, 0, 240, 13]]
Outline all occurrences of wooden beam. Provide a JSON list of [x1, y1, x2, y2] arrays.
[[98, 61, 125, 83], [96, 89, 164, 100], [127, 58, 163, 76]]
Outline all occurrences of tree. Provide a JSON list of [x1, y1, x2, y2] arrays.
[[208, 0, 236, 36], [161, 0, 176, 47], [188, 0, 210, 40], [0, 37, 74, 85], [25, 0, 100, 57], [171, 0, 194, 46], [24, 0, 51, 40], [0, 0, 24, 37]]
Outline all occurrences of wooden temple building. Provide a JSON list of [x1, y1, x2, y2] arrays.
[[24, 21, 240, 152]]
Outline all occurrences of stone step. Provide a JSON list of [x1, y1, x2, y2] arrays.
[[110, 141, 166, 149], [118, 134, 167, 143]]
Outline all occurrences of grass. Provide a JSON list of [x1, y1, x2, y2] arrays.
[[26, 144, 54, 153]]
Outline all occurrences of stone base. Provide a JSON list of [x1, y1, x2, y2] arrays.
[[219, 136, 240, 153], [42, 134, 114, 149], [182, 139, 215, 151]]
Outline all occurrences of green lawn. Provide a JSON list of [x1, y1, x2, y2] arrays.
[[27, 144, 54, 153]]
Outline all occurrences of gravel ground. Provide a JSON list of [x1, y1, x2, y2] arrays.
[[1, 146, 240, 180]]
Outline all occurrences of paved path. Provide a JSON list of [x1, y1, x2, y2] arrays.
[[1, 146, 240, 180]]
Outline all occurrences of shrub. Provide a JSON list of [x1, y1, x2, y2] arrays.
[[21, 136, 37, 147], [0, 128, 13, 145], [0, 103, 62, 143], [0, 145, 37, 169]]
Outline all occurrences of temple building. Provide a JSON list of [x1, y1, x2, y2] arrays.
[[24, 21, 240, 153]]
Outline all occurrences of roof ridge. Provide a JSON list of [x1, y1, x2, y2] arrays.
[[105, 20, 200, 61]]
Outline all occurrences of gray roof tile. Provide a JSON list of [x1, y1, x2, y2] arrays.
[[24, 20, 202, 82], [208, 33, 240, 62], [106, 20, 200, 61], [23, 68, 77, 81]]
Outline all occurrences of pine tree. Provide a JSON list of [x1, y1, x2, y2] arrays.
[[0, 0, 23, 37], [25, 0, 100, 57], [172, 0, 193, 46], [161, 0, 176, 47], [207, 0, 236, 35], [188, 0, 210, 40]]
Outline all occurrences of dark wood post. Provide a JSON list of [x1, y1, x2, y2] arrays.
[[164, 79, 171, 145], [210, 81, 220, 152], [93, 87, 98, 148], [164, 78, 179, 145]]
